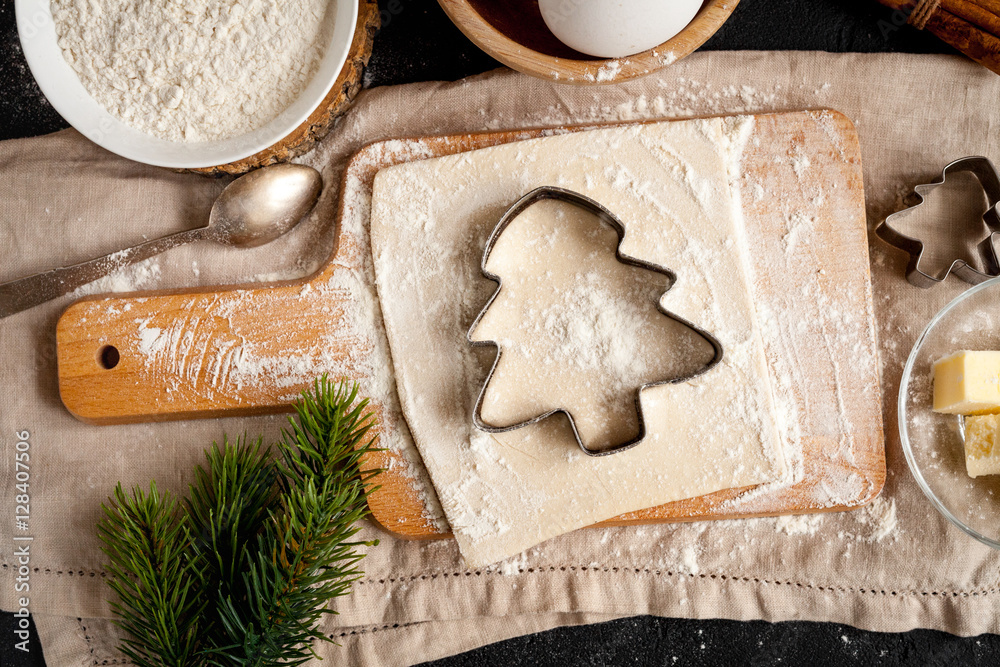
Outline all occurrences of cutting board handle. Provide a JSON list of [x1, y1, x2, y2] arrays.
[[56, 265, 369, 424]]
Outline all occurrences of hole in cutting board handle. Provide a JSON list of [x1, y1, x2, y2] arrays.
[[98, 345, 120, 370]]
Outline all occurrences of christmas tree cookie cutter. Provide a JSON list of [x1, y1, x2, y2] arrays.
[[467, 186, 724, 457], [875, 156, 1000, 288]]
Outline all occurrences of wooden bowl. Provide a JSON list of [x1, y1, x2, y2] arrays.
[[437, 0, 739, 84]]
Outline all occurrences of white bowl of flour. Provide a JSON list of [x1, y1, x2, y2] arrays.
[[16, 0, 357, 169]]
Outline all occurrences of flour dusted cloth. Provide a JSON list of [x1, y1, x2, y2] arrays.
[[3, 52, 1000, 665]]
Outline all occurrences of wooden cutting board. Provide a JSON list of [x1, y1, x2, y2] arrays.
[[56, 110, 885, 540]]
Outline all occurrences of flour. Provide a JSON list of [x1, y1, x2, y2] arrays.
[[246, 256, 325, 284], [496, 552, 528, 576], [774, 513, 824, 536], [678, 545, 700, 575], [593, 60, 623, 83], [71, 257, 162, 297], [852, 497, 899, 543], [783, 212, 816, 253], [51, 0, 338, 141]]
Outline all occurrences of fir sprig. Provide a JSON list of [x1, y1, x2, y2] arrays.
[[187, 436, 280, 661], [98, 482, 205, 667], [210, 377, 382, 666], [98, 377, 382, 666]]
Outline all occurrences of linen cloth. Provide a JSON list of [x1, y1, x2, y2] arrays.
[[2, 51, 1000, 665]]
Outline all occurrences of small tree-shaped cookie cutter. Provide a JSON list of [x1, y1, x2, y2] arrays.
[[875, 156, 1000, 288], [467, 186, 724, 457]]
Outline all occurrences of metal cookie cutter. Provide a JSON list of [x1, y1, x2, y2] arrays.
[[875, 156, 1000, 288], [467, 186, 724, 457]]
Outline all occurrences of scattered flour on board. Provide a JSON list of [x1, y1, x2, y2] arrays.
[[783, 212, 815, 254], [791, 154, 811, 178], [711, 115, 808, 507]]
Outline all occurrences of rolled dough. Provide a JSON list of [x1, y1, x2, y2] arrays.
[[370, 118, 788, 567]]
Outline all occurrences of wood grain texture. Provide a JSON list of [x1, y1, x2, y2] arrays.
[[56, 111, 885, 542], [437, 0, 739, 84], [186, 0, 380, 176]]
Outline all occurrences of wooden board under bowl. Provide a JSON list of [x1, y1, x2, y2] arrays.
[[55, 110, 885, 541], [437, 0, 739, 84]]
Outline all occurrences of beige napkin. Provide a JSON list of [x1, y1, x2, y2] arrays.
[[3, 51, 1000, 665]]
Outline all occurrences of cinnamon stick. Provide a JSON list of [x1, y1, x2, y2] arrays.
[[965, 0, 1000, 19], [875, 0, 1000, 75], [943, 0, 1000, 37], [929, 7, 1000, 74]]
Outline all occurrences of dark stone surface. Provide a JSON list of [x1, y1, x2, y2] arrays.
[[0, 612, 45, 666], [0, 2, 67, 141], [420, 615, 1000, 666], [0, 0, 990, 665]]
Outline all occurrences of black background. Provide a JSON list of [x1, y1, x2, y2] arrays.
[[1, 0, 996, 665]]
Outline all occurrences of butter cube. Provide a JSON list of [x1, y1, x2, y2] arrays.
[[933, 351, 1000, 415], [964, 414, 1000, 477]]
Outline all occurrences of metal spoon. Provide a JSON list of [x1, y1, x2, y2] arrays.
[[0, 163, 323, 319]]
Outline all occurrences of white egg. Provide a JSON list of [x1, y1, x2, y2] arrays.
[[538, 0, 704, 59]]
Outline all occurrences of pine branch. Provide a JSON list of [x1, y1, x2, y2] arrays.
[[185, 436, 280, 660], [209, 376, 383, 666], [98, 482, 205, 667], [279, 375, 383, 496], [100, 377, 382, 666]]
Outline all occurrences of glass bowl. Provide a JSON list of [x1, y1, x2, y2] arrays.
[[900, 276, 1000, 549]]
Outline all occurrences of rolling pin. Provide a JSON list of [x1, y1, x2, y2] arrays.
[[876, 0, 1000, 75]]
